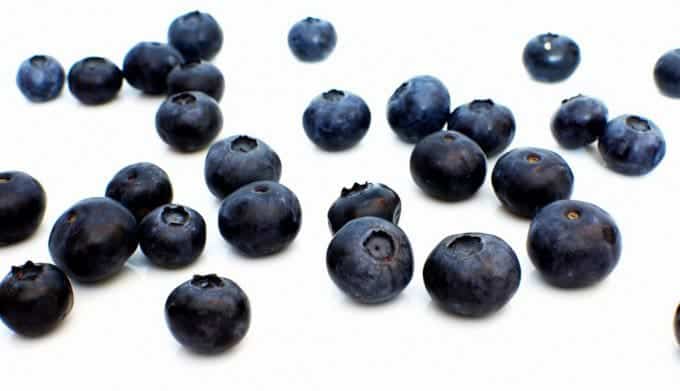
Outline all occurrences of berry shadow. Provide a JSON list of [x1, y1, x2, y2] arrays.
[[175, 337, 247, 361], [426, 300, 511, 323], [338, 291, 408, 310], [529, 269, 611, 294]]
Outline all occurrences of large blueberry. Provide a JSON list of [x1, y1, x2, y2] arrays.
[[16, 55, 64, 102], [654, 49, 680, 98], [0, 171, 46, 245], [168, 11, 223, 62], [288, 17, 337, 62], [551, 95, 608, 149], [123, 42, 184, 94], [327, 182, 401, 234], [447, 99, 515, 157], [105, 162, 173, 222], [167, 62, 225, 101], [67, 57, 123, 105], [303, 89, 371, 151], [523, 33, 580, 82], [155, 91, 223, 152], [598, 115, 666, 176]]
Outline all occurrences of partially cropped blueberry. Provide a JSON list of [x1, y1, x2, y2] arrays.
[[492, 148, 574, 218], [156, 91, 223, 152], [218, 181, 301, 257], [654, 49, 680, 98], [16, 55, 64, 102], [327, 182, 401, 234], [0, 171, 46, 245], [598, 115, 666, 176], [204, 135, 282, 199], [123, 42, 184, 95], [675, 304, 680, 346], [551, 95, 608, 149], [303, 89, 371, 151], [67, 57, 123, 105], [167, 62, 225, 101], [410, 131, 486, 201], [326, 217, 413, 304], [105, 162, 173, 222], [523, 33, 580, 82], [528, 200, 621, 288], [447, 99, 515, 157], [288, 17, 337, 62], [168, 11, 223, 62], [423, 233, 521, 317], [388, 75, 451, 143]]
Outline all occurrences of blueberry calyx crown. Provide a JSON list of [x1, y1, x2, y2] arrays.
[[66, 211, 77, 224], [340, 182, 370, 197], [363, 230, 396, 261], [526, 153, 542, 163], [253, 184, 270, 194], [448, 235, 483, 257], [303, 17, 320, 24], [162, 205, 190, 226], [30, 55, 49, 67], [322, 89, 345, 102], [469, 99, 495, 111], [11, 261, 42, 280], [191, 274, 224, 289], [230, 136, 258, 153], [83, 57, 107, 69], [0, 173, 12, 183], [442, 132, 457, 142], [625, 116, 651, 132], [172, 92, 197, 105], [561, 94, 584, 104], [565, 210, 581, 220], [183, 10, 202, 21]]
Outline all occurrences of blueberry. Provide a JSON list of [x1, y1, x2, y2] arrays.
[[410, 131, 486, 201], [139, 204, 206, 269], [675, 304, 680, 346], [0, 261, 73, 337], [598, 115, 666, 176], [155, 91, 223, 152], [16, 55, 64, 102], [423, 233, 521, 317], [523, 33, 580, 82], [204, 135, 282, 199], [447, 99, 515, 157], [551, 95, 608, 149], [287, 17, 337, 62], [326, 217, 413, 304], [387, 75, 451, 143], [48, 198, 138, 283], [327, 182, 401, 234], [167, 62, 225, 101], [165, 274, 250, 354], [168, 11, 223, 62], [492, 148, 574, 218], [303, 89, 371, 151], [218, 181, 301, 257], [0, 171, 46, 245], [67, 57, 123, 105], [654, 49, 680, 98], [105, 162, 173, 222], [123, 42, 184, 95], [528, 200, 621, 288]]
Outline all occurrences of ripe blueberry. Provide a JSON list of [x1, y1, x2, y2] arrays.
[[156, 91, 223, 152], [16, 55, 64, 102], [0, 171, 46, 245], [123, 42, 184, 95], [654, 49, 680, 98], [327, 182, 401, 234], [303, 89, 371, 151], [167, 62, 225, 101], [105, 162, 173, 222], [447, 99, 515, 157], [598, 115, 666, 176], [67, 57, 123, 105], [168, 11, 223, 62], [551, 95, 608, 149], [288, 17, 337, 62], [523, 33, 580, 82]]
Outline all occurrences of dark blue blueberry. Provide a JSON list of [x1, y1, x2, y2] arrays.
[[139, 204, 206, 269], [654, 49, 680, 98], [326, 217, 413, 304], [598, 115, 666, 176], [523, 33, 580, 82], [123, 42, 184, 95], [155, 91, 223, 152], [105, 162, 173, 222], [0, 261, 73, 337], [48, 198, 138, 283], [387, 75, 451, 143], [218, 181, 301, 257], [0, 171, 46, 245], [16, 55, 64, 102], [167, 62, 225, 101], [204, 135, 281, 199], [67, 57, 123, 105], [447, 99, 515, 157], [551, 95, 608, 149], [675, 304, 680, 346], [492, 148, 574, 218], [327, 182, 401, 234], [303, 89, 371, 151], [423, 233, 521, 317], [410, 131, 486, 201], [528, 200, 621, 288], [168, 11, 223, 62], [287, 17, 337, 62], [165, 274, 250, 354]]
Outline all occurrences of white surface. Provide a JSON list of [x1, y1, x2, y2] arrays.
[[2, 0, 679, 389]]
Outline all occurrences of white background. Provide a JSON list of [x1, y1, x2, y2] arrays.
[[2, 0, 679, 389]]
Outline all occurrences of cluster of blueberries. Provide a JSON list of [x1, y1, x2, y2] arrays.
[[4, 12, 680, 353]]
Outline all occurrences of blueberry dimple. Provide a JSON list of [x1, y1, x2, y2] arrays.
[[288, 17, 337, 62], [523, 33, 580, 82], [598, 114, 666, 176], [16, 55, 65, 102], [303, 89, 371, 151], [327, 182, 401, 233]]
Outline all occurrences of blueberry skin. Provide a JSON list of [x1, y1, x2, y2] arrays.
[[139, 204, 206, 269], [654, 49, 680, 98], [48, 197, 138, 283], [551, 95, 608, 149], [0, 261, 73, 337], [423, 233, 521, 317], [0, 171, 46, 245], [165, 274, 250, 354], [123, 42, 184, 95], [105, 162, 173, 222], [204, 135, 282, 199], [67, 57, 123, 105], [168, 11, 223, 62], [410, 131, 486, 201], [528, 200, 621, 288], [327, 182, 401, 234], [326, 217, 413, 304], [492, 148, 574, 218], [675, 304, 680, 346], [303, 89, 371, 151], [523, 33, 580, 82], [167, 62, 225, 101], [16, 55, 64, 102], [156, 91, 223, 152], [447, 99, 515, 157], [388, 76, 451, 143], [218, 181, 302, 257], [598, 115, 666, 176], [288, 17, 337, 62]]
